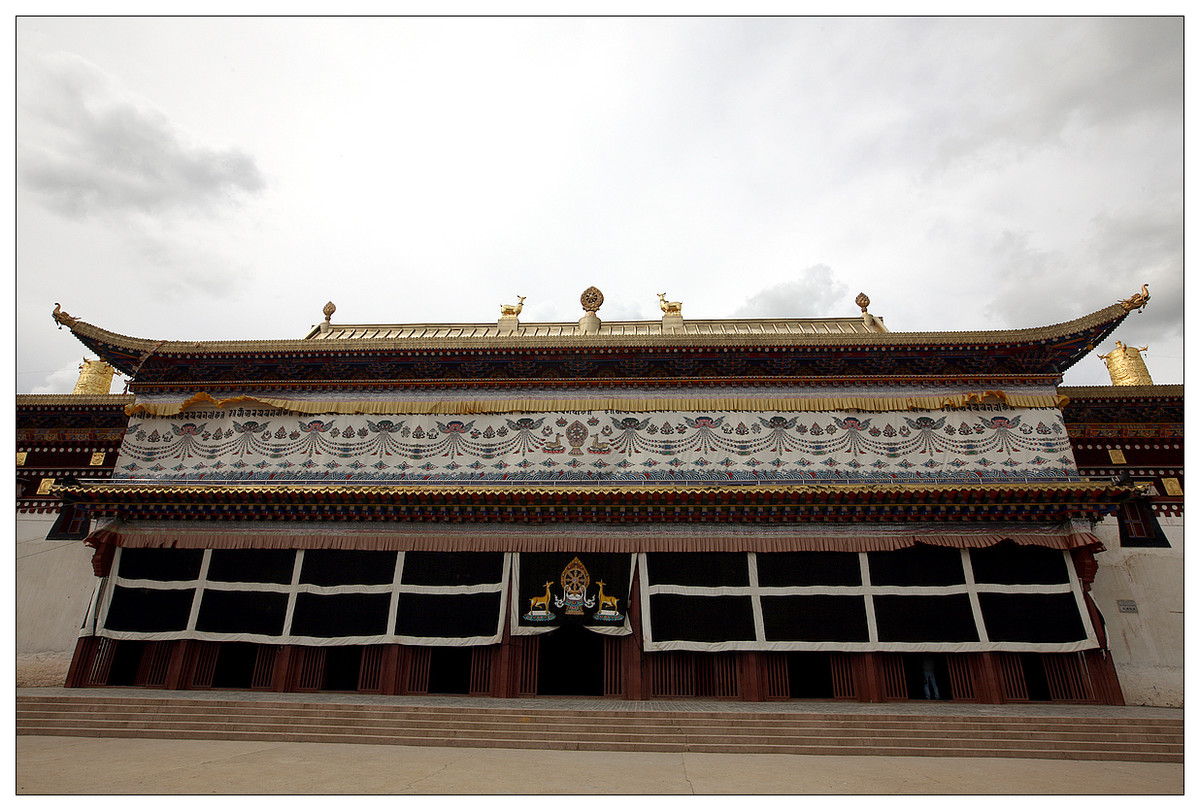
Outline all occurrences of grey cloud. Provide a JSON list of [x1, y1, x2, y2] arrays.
[[732, 264, 850, 318], [18, 52, 265, 219], [982, 216, 1182, 361]]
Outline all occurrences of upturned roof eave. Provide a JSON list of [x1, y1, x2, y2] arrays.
[[56, 302, 1131, 377]]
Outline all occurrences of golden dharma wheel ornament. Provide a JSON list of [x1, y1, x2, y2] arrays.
[[323, 301, 336, 322], [855, 292, 871, 313], [580, 286, 604, 313]]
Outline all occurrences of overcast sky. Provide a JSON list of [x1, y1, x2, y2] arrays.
[[14, 16, 1183, 393]]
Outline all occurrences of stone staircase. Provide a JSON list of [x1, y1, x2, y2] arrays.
[[16, 693, 1183, 763]]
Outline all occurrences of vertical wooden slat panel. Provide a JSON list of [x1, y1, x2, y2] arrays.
[[831, 653, 856, 699], [764, 653, 789, 700], [147, 642, 172, 687], [515, 637, 538, 697], [190, 641, 218, 689], [701, 653, 738, 698], [358, 646, 384, 693], [251, 645, 278, 690], [1044, 653, 1094, 702], [880, 653, 907, 700], [86, 637, 116, 687], [603, 636, 623, 697], [294, 646, 326, 692], [651, 651, 699, 698], [469, 646, 492, 695], [997, 652, 1028, 701], [406, 647, 431, 694], [947, 654, 975, 701]]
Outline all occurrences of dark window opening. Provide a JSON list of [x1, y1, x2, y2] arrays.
[[427, 646, 472, 695], [1020, 653, 1052, 701], [106, 640, 144, 686], [1118, 499, 1171, 547], [901, 653, 952, 701], [211, 642, 257, 689], [785, 652, 835, 699], [46, 504, 91, 540], [322, 645, 363, 692], [537, 625, 605, 696]]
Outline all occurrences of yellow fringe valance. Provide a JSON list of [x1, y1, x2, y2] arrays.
[[126, 390, 1069, 417]]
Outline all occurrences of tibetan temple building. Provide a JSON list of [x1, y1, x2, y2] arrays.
[[42, 286, 1168, 704]]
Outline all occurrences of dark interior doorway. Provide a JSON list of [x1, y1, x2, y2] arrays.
[[537, 625, 605, 696], [1019, 653, 1052, 701], [212, 641, 257, 689], [106, 641, 143, 686], [786, 652, 835, 698], [902, 653, 952, 700], [321, 645, 362, 692], [428, 646, 472, 695]]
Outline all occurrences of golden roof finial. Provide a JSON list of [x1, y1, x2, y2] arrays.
[[1118, 284, 1151, 313], [52, 303, 78, 330], [580, 286, 604, 314], [323, 301, 336, 323], [657, 292, 682, 315], [1099, 341, 1153, 386], [500, 296, 525, 317], [855, 292, 888, 333]]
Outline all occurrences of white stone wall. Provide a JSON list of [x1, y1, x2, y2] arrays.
[[16, 514, 98, 685], [1090, 515, 1184, 707]]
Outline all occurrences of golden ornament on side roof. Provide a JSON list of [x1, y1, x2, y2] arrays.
[[323, 301, 336, 322], [52, 303, 78, 329], [855, 293, 871, 312], [580, 286, 604, 313], [1118, 284, 1151, 313], [1099, 341, 1153, 386]]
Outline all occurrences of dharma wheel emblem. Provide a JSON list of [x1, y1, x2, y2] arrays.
[[580, 286, 604, 314], [555, 557, 595, 615]]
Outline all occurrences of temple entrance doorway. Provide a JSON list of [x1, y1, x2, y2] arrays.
[[785, 652, 836, 699], [211, 642, 257, 689], [901, 653, 952, 700], [536, 625, 605, 696], [427, 646, 472, 694]]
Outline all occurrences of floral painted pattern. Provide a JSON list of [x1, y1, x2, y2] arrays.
[[116, 407, 1076, 484]]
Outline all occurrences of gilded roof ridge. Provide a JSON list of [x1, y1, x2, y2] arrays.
[[55, 302, 1131, 355]]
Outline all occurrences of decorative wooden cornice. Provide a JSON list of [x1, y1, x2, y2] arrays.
[[57, 480, 1136, 525], [1060, 384, 1184, 427]]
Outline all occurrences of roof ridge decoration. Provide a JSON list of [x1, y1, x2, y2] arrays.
[[48, 288, 1147, 384], [50, 299, 1136, 354], [1118, 284, 1151, 313]]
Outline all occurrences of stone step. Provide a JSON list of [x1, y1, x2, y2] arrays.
[[13, 725, 1182, 763], [17, 694, 1182, 763], [15, 720, 1183, 755], [16, 696, 1183, 727], [15, 710, 1184, 745]]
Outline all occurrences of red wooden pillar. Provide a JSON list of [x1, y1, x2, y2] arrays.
[[63, 637, 93, 688], [1084, 648, 1126, 706], [974, 652, 1006, 704], [858, 653, 883, 702], [741, 652, 763, 701], [271, 644, 296, 693], [163, 640, 190, 689], [379, 645, 400, 695], [494, 581, 515, 698], [623, 569, 645, 700]]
